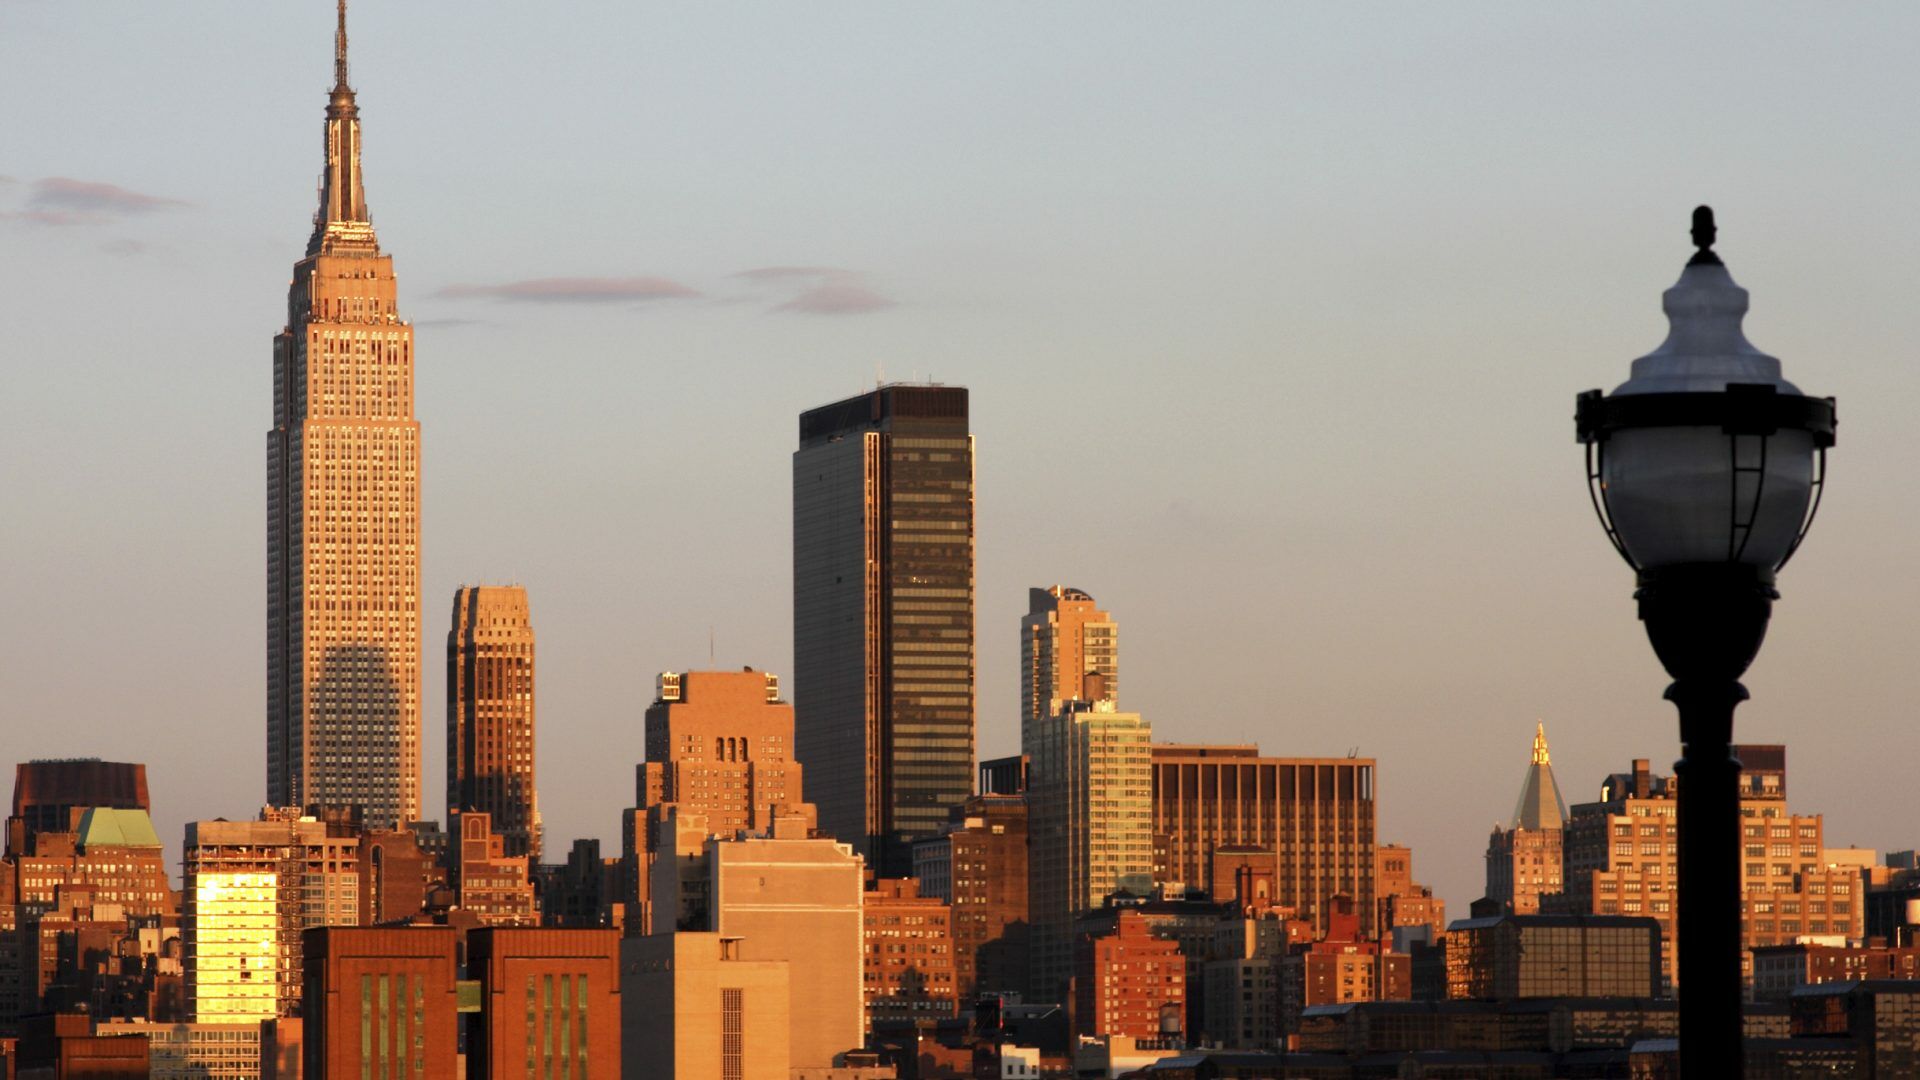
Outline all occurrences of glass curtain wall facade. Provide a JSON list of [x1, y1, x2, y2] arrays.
[[793, 385, 975, 877]]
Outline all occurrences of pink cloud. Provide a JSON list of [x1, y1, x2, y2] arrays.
[[736, 266, 897, 315], [31, 177, 186, 214], [435, 276, 702, 303], [777, 282, 896, 315], [736, 266, 856, 282]]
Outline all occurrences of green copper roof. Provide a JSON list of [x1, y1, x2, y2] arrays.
[[77, 807, 163, 849]]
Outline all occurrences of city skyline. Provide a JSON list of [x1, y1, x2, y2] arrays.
[[8, 3, 1920, 917]]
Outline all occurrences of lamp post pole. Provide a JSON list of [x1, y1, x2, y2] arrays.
[[1640, 566, 1774, 1075], [1576, 207, 1835, 1078]]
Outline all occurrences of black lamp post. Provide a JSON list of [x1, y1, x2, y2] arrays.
[[1575, 207, 1836, 1077]]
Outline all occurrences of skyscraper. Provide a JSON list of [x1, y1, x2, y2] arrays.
[[1485, 723, 1568, 916], [447, 586, 539, 860], [267, 0, 422, 830], [1026, 700, 1153, 1001], [1019, 585, 1118, 744], [792, 384, 975, 877]]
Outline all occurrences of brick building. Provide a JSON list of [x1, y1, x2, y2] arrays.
[[1074, 911, 1185, 1041], [467, 928, 621, 1079], [862, 878, 956, 1024]]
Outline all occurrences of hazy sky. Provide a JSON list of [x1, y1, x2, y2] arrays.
[[5, 3, 1919, 914]]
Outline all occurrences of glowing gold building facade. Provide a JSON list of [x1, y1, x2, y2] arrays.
[[184, 813, 361, 1022], [267, 2, 422, 829], [1020, 586, 1118, 747]]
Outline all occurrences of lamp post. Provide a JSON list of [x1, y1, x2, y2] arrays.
[[1575, 207, 1836, 1076]]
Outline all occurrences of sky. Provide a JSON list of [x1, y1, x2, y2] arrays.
[[5, 2, 1920, 915]]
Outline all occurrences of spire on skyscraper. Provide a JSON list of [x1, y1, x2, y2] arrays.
[[334, 0, 351, 92], [1511, 721, 1568, 831], [310, 0, 373, 256]]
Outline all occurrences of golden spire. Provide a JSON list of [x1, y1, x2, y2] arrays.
[[1532, 721, 1551, 766]]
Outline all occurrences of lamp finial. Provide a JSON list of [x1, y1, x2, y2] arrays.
[[1689, 205, 1721, 266]]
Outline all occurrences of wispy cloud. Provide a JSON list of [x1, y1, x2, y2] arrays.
[[736, 265, 851, 282], [100, 238, 147, 257], [3, 177, 187, 228], [736, 266, 897, 315], [414, 317, 491, 328], [435, 276, 701, 303], [778, 282, 896, 315], [32, 177, 186, 215]]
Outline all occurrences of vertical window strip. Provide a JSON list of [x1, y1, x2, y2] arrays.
[[378, 973, 391, 1080], [525, 977, 537, 1075], [543, 973, 554, 1079], [360, 973, 373, 1080], [558, 974, 573, 1078], [577, 974, 589, 1073]]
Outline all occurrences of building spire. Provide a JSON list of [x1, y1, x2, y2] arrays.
[[334, 0, 351, 92], [1511, 722, 1567, 831], [309, 0, 374, 256]]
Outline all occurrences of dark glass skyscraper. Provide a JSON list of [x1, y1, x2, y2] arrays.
[[793, 385, 975, 876]]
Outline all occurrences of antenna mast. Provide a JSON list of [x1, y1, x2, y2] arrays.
[[334, 0, 351, 90]]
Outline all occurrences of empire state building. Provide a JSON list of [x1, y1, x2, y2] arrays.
[[267, 1, 421, 829]]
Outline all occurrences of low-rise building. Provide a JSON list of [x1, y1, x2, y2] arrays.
[[863, 878, 956, 1024], [621, 932, 789, 1080]]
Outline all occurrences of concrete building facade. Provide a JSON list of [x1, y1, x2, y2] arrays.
[[648, 813, 867, 1070], [620, 932, 790, 1080], [624, 670, 809, 934]]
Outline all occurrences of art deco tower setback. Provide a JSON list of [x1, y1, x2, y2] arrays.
[[448, 586, 539, 860], [267, 2, 422, 829], [793, 384, 976, 877]]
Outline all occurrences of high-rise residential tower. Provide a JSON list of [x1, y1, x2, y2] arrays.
[[447, 586, 539, 860], [267, 1, 422, 830], [792, 385, 975, 877], [1020, 586, 1118, 744], [1026, 700, 1153, 1001]]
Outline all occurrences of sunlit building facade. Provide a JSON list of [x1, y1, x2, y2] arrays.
[[1027, 700, 1152, 1001], [1150, 746, 1378, 936], [1020, 586, 1118, 748], [183, 813, 359, 1022], [267, 0, 422, 830]]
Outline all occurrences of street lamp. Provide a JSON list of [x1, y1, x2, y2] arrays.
[[1575, 206, 1836, 1076]]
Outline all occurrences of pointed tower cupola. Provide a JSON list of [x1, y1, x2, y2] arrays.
[[1511, 722, 1569, 831], [308, 0, 377, 256]]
